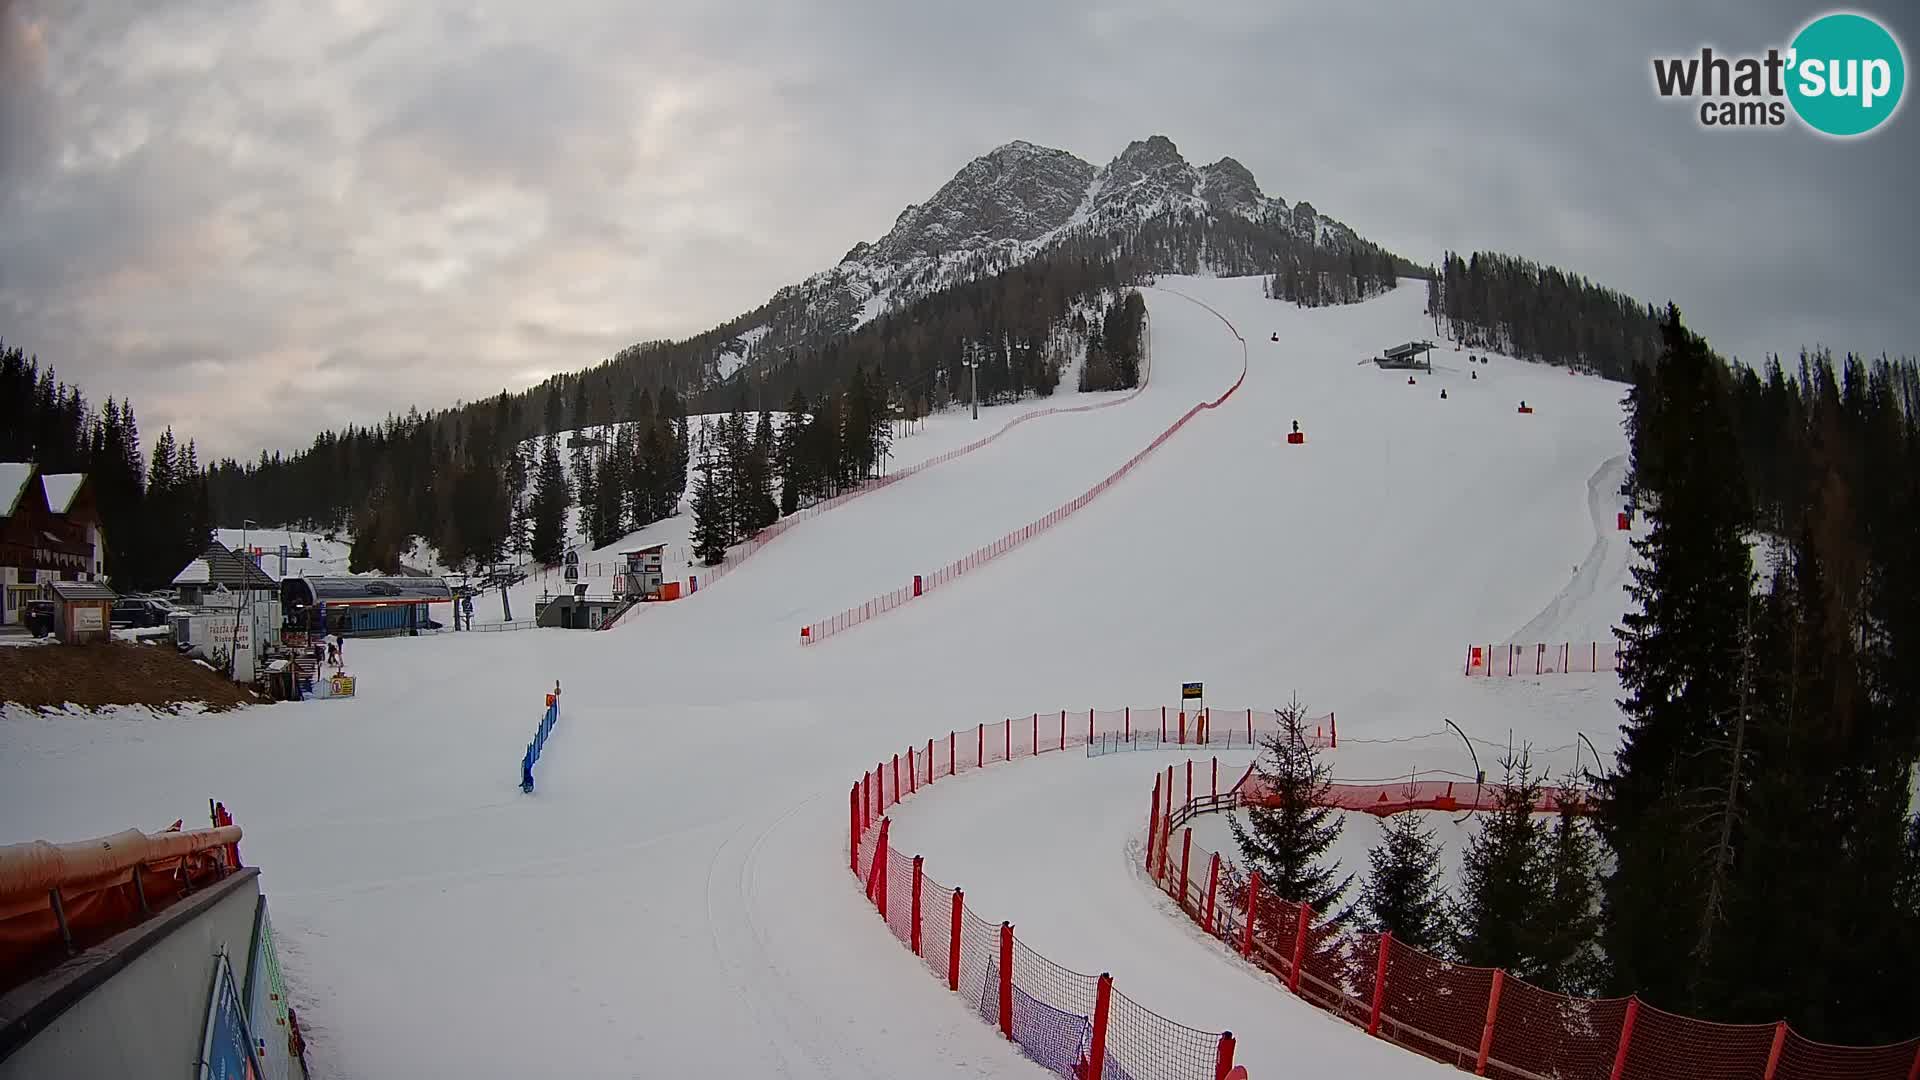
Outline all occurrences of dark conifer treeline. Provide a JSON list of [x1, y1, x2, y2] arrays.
[[1, 343, 212, 590], [717, 254, 1152, 420], [1427, 251, 1665, 380], [1601, 308, 1920, 1043]]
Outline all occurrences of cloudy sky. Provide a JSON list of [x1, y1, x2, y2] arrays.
[[2, 0, 1915, 459]]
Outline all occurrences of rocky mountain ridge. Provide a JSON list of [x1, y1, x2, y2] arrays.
[[701, 134, 1396, 385]]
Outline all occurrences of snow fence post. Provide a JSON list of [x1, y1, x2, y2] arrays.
[[1186, 759, 1193, 805], [1087, 708, 1094, 745], [1762, 1022, 1788, 1080], [1161, 706, 1167, 743], [1031, 713, 1037, 755], [948, 888, 964, 991], [907, 746, 917, 794], [1331, 710, 1337, 748], [1369, 931, 1392, 1036], [1204, 853, 1221, 934], [1004, 720, 1010, 762], [927, 739, 934, 784], [977, 723, 984, 768], [865, 818, 889, 905], [849, 784, 861, 874], [1179, 828, 1193, 909], [1087, 974, 1113, 1080], [1179, 710, 1186, 745], [998, 922, 1014, 1041], [1212, 757, 1219, 799], [1059, 709, 1065, 751], [1214, 1032, 1236, 1080], [1475, 969, 1505, 1075], [910, 855, 924, 956], [1146, 777, 1161, 875], [1288, 901, 1311, 993], [892, 754, 901, 804], [1124, 707, 1130, 741], [1240, 871, 1260, 957], [1608, 998, 1640, 1080], [949, 731, 956, 776]]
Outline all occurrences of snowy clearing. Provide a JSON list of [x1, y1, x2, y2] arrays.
[[0, 275, 1636, 1078]]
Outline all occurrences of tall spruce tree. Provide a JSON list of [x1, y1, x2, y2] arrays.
[[777, 388, 810, 516], [1358, 812, 1452, 953], [1534, 795, 1604, 995], [1228, 697, 1352, 918], [747, 410, 778, 531], [1453, 751, 1550, 976], [688, 455, 729, 565], [1598, 305, 1755, 1010], [529, 435, 571, 564]]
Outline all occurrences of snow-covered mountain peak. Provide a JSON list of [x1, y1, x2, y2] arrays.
[[726, 136, 1400, 386]]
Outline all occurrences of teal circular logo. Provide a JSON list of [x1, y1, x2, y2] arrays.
[[1787, 12, 1906, 136]]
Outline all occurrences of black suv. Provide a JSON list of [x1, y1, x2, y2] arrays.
[[111, 596, 175, 628], [24, 599, 55, 637]]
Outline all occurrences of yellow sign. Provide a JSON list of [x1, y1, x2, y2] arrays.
[[329, 675, 356, 698]]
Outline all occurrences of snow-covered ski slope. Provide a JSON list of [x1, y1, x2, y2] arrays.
[[482, 380, 1148, 626], [0, 276, 1637, 1079]]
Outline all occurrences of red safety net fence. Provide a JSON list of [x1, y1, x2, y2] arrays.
[[1148, 768, 1920, 1080], [804, 293, 1247, 646], [849, 709, 1245, 1079], [1466, 641, 1621, 677], [631, 319, 1164, 618]]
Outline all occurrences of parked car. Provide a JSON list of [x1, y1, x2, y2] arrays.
[[111, 596, 175, 628], [24, 599, 55, 637]]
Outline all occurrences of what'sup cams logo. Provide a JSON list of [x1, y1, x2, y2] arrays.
[[1652, 11, 1905, 137]]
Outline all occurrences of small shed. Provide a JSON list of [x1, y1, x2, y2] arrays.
[[43, 580, 116, 644], [536, 588, 626, 630], [614, 544, 666, 600]]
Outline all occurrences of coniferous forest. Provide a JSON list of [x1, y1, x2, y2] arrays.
[[1427, 251, 1666, 380], [1235, 311, 1920, 1046], [1, 343, 213, 591]]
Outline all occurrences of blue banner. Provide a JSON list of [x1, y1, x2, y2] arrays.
[[200, 950, 258, 1080]]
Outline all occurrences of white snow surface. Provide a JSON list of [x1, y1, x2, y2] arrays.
[[38, 473, 85, 513], [0, 276, 1637, 1079], [0, 461, 33, 515]]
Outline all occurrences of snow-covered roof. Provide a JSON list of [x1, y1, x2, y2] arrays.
[[173, 559, 212, 585], [40, 473, 84, 512], [0, 462, 32, 517]]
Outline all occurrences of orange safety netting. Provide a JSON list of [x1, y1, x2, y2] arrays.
[[0, 821, 243, 994], [1160, 783, 1920, 1080]]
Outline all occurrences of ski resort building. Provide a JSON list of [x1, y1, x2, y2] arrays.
[[280, 575, 453, 637], [1372, 340, 1436, 370], [0, 464, 105, 626]]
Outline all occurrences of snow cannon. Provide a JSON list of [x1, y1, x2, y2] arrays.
[[1270, 332, 1279, 342], [1440, 388, 1448, 400], [1407, 376, 1417, 385], [1286, 420, 1305, 445], [1471, 370, 1478, 380], [1517, 400, 1534, 414]]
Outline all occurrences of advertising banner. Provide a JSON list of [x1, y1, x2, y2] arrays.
[[199, 950, 258, 1080], [244, 898, 293, 1080]]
